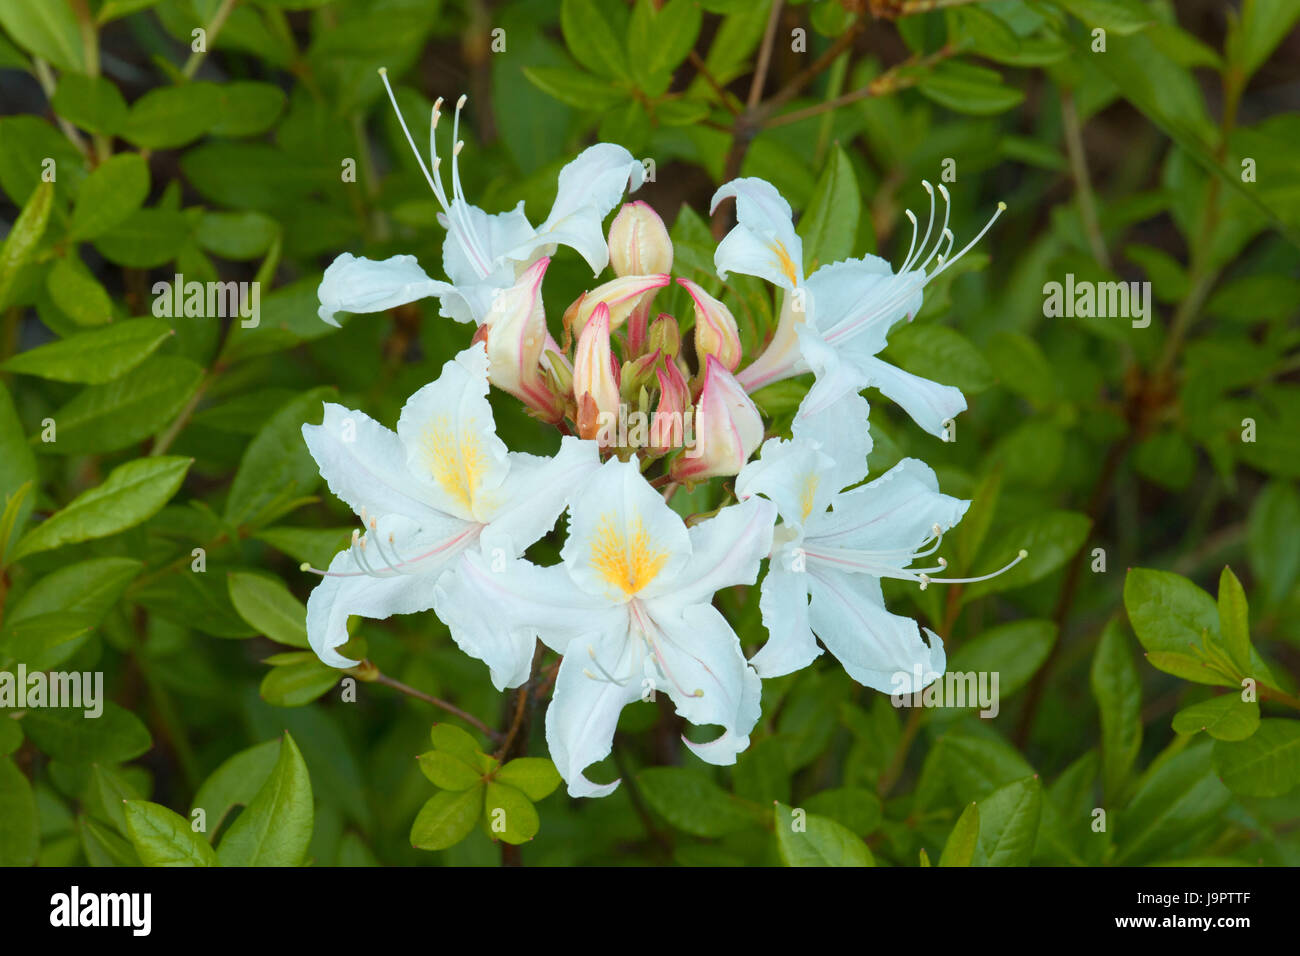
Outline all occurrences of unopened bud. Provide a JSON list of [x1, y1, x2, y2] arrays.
[[608, 201, 673, 277], [572, 303, 621, 445], [678, 278, 742, 373], [647, 312, 680, 359], [670, 356, 763, 483], [480, 258, 565, 422], [569, 274, 670, 339]]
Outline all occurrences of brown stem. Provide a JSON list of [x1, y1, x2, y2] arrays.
[[373, 672, 503, 741]]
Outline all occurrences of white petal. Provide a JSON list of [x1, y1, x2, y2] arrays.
[[561, 458, 691, 603], [434, 549, 623, 683], [710, 178, 803, 289], [735, 434, 828, 530], [750, 561, 821, 678], [857, 355, 967, 439], [440, 200, 535, 289], [305, 514, 465, 668], [395, 343, 510, 522], [808, 256, 916, 349], [791, 389, 872, 503], [301, 402, 439, 522], [645, 495, 775, 607], [813, 458, 968, 553], [316, 253, 452, 326], [793, 321, 870, 421], [806, 567, 946, 693], [545, 623, 644, 797], [509, 144, 645, 274], [646, 602, 762, 766], [479, 436, 601, 558]]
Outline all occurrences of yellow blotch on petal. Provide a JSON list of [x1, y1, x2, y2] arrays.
[[421, 416, 487, 515], [799, 473, 820, 522], [772, 240, 800, 287], [589, 511, 668, 598]]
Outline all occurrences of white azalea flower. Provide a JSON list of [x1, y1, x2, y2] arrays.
[[434, 458, 777, 797], [736, 392, 1023, 691], [317, 71, 645, 327], [712, 177, 1004, 437], [299, 342, 599, 688]]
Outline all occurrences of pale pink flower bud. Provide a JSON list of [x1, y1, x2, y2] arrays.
[[678, 277, 742, 373], [670, 356, 763, 483], [573, 302, 621, 445], [608, 201, 673, 277], [480, 257, 564, 423], [568, 274, 670, 340]]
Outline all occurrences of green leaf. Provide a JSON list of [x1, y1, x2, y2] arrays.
[[429, 723, 487, 765], [85, 764, 142, 836], [1090, 620, 1142, 801], [0, 381, 37, 555], [1116, 739, 1231, 864], [7, 556, 141, 629], [258, 655, 338, 707], [963, 510, 1091, 601], [51, 73, 129, 136], [121, 82, 222, 149], [1212, 719, 1300, 798], [410, 786, 483, 851], [1123, 568, 1232, 685], [918, 62, 1024, 115], [521, 66, 628, 110], [972, 776, 1041, 866], [945, 619, 1056, 707], [11, 456, 191, 560], [210, 81, 287, 138], [1230, 0, 1300, 78], [93, 207, 190, 268], [191, 739, 281, 841], [124, 801, 218, 867], [0, 718, 22, 757], [495, 757, 562, 801], [0, 757, 37, 866], [1217, 566, 1253, 676], [1, 317, 172, 383], [1055, 0, 1153, 35], [44, 257, 113, 326], [774, 802, 873, 867], [796, 145, 859, 273], [560, 0, 628, 80], [39, 356, 202, 455], [0, 0, 83, 73], [22, 702, 152, 764], [638, 767, 763, 837], [802, 787, 882, 837], [1172, 694, 1260, 742], [418, 751, 483, 791], [483, 781, 540, 844], [228, 571, 309, 648], [79, 815, 139, 866], [69, 153, 150, 241], [1247, 481, 1300, 607], [0, 179, 53, 310], [224, 388, 332, 529], [216, 732, 313, 866], [938, 801, 979, 866]]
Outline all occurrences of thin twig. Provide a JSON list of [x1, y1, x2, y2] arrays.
[[373, 672, 503, 741]]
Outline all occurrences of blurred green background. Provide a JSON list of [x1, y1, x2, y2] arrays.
[[0, 0, 1298, 867]]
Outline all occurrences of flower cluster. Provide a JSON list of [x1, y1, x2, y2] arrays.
[[302, 82, 1021, 798]]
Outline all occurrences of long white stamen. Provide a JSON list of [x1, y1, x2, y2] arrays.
[[377, 69, 493, 277]]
